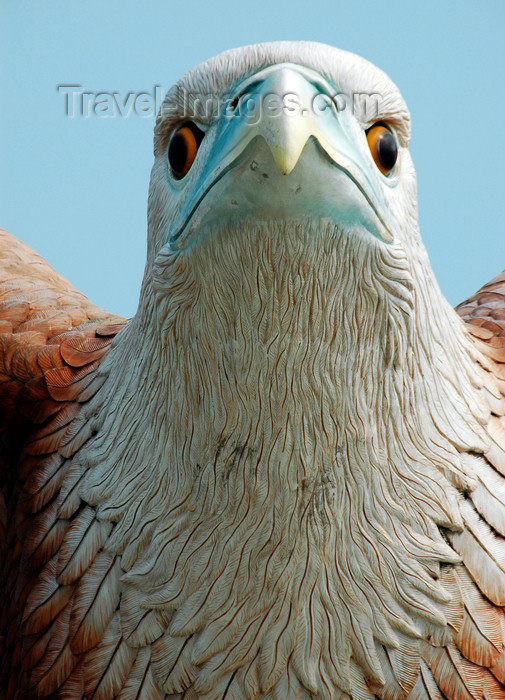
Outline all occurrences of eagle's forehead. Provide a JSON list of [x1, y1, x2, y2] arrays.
[[155, 41, 411, 149]]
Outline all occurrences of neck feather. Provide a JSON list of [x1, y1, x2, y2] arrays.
[[76, 222, 492, 697]]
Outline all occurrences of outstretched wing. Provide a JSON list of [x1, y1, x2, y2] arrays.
[[0, 230, 127, 697], [415, 271, 505, 699]]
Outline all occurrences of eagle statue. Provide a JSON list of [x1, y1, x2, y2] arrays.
[[2, 41, 505, 700]]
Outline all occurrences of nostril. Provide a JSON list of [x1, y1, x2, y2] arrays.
[[229, 80, 262, 112]]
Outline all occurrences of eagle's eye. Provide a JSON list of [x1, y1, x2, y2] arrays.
[[168, 122, 205, 179], [366, 123, 398, 176]]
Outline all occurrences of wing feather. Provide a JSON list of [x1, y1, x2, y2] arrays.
[[407, 659, 445, 700], [69, 552, 122, 653], [117, 647, 165, 700], [0, 230, 127, 696], [57, 505, 113, 585], [83, 613, 137, 699]]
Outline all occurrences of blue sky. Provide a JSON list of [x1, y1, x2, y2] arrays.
[[1, 1, 504, 318]]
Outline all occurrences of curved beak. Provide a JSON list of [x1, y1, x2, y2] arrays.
[[169, 63, 393, 246], [239, 65, 326, 176]]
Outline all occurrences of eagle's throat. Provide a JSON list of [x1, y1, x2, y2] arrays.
[[79, 220, 489, 698]]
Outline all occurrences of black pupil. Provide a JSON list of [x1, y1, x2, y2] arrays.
[[377, 130, 398, 171], [168, 131, 189, 177], [168, 122, 204, 178]]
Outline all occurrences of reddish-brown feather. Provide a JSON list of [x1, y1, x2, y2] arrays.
[[453, 271, 505, 697], [0, 229, 125, 698]]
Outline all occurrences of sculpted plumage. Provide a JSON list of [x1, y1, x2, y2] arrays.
[[2, 41, 505, 699]]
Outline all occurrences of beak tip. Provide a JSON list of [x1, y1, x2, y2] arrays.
[[272, 151, 298, 176]]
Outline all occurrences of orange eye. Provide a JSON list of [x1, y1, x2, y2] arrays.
[[366, 124, 398, 176], [168, 122, 204, 179]]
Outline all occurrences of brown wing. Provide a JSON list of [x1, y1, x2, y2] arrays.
[[416, 270, 505, 699], [0, 230, 127, 698], [457, 269, 505, 338]]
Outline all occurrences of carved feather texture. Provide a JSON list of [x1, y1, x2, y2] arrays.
[[82, 613, 136, 699], [57, 505, 113, 584], [69, 552, 121, 653], [2, 40, 505, 700], [77, 217, 503, 698], [0, 228, 125, 696]]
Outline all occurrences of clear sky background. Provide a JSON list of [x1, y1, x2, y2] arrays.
[[1, 1, 504, 318]]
